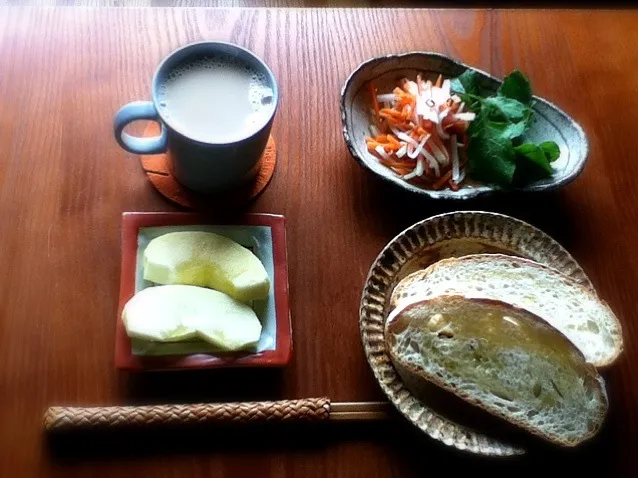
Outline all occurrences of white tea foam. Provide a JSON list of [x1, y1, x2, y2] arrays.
[[158, 54, 275, 143]]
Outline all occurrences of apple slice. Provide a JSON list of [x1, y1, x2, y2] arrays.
[[122, 285, 262, 350], [143, 231, 270, 302]]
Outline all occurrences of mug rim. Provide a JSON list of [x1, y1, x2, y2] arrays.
[[150, 41, 279, 146]]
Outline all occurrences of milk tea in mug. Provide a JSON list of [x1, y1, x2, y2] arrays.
[[114, 42, 279, 193]]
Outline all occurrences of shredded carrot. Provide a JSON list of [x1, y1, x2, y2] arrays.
[[379, 108, 405, 118], [432, 170, 454, 190], [380, 159, 418, 168], [386, 135, 401, 146], [393, 87, 410, 99], [409, 175, 434, 186], [366, 141, 402, 153], [370, 82, 380, 122], [423, 158, 431, 176], [390, 167, 413, 175], [365, 74, 475, 191], [384, 116, 406, 127]]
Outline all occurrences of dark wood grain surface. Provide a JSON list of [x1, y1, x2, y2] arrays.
[[1, 7, 637, 477]]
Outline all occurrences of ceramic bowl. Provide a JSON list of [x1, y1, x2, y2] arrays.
[[340, 52, 589, 200], [359, 211, 592, 456]]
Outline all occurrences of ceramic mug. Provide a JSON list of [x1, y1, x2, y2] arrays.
[[113, 41, 278, 194]]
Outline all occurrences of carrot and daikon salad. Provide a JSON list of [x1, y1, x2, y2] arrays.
[[366, 75, 476, 191]]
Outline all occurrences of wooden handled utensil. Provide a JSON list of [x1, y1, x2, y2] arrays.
[[44, 398, 392, 432]]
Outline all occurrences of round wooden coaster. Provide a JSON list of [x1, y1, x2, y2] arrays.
[[139, 123, 276, 209]]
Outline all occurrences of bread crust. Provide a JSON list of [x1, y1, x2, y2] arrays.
[[389, 253, 623, 367], [385, 295, 609, 447]]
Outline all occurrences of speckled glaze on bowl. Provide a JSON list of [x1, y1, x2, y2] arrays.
[[359, 211, 593, 456], [341, 52, 589, 200]]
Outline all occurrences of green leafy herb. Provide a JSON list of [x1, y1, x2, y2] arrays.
[[482, 97, 531, 125], [514, 143, 553, 176], [488, 120, 527, 141], [450, 70, 480, 96], [451, 69, 559, 188], [451, 71, 484, 113], [497, 70, 533, 106], [513, 141, 560, 184], [540, 141, 560, 162], [467, 121, 517, 185]]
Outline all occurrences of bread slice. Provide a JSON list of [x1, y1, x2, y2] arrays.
[[389, 254, 623, 367], [385, 296, 608, 447]]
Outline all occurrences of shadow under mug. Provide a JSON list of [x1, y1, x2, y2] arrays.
[[113, 41, 279, 194]]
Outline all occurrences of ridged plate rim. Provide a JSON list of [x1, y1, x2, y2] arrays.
[[359, 211, 591, 456]]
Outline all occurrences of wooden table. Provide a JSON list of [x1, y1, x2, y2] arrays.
[[1, 6, 637, 477]]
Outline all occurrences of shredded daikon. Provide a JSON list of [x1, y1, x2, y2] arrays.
[[453, 112, 476, 121], [429, 139, 448, 166], [374, 145, 391, 161], [408, 135, 429, 159], [418, 96, 440, 123], [376, 94, 396, 103], [392, 128, 419, 147], [451, 135, 460, 182], [402, 80, 418, 97], [436, 110, 450, 139], [421, 149, 441, 177], [435, 122, 448, 140]]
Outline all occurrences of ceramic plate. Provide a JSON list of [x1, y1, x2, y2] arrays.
[[341, 52, 589, 200], [115, 212, 292, 371], [359, 211, 592, 456]]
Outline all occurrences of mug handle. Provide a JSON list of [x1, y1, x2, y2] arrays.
[[113, 101, 168, 155]]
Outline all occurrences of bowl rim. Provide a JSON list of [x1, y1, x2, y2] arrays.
[[340, 51, 589, 200]]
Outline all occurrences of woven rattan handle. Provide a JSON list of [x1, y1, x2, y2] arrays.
[[44, 397, 331, 432]]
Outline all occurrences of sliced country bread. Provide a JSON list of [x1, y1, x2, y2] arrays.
[[389, 254, 623, 367], [385, 295, 609, 447]]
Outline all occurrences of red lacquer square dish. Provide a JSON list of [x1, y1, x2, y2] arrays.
[[115, 212, 292, 371]]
